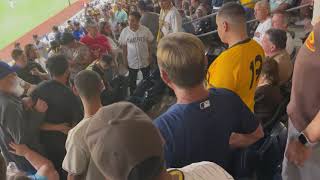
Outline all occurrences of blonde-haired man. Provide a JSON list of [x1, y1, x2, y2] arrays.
[[154, 32, 263, 173]]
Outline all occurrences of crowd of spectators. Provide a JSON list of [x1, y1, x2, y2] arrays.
[[0, 0, 320, 180]]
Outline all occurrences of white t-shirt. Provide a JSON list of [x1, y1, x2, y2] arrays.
[[286, 32, 294, 56], [35, 41, 49, 59], [254, 18, 272, 45], [119, 25, 154, 69], [312, 0, 320, 25], [62, 118, 105, 180], [160, 6, 183, 36], [168, 162, 234, 180], [15, 77, 27, 97]]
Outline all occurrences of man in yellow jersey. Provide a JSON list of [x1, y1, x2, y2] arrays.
[[207, 2, 265, 112]]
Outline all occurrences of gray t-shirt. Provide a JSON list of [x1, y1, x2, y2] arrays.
[[63, 118, 104, 180], [0, 92, 45, 172], [140, 12, 159, 52], [140, 12, 160, 39]]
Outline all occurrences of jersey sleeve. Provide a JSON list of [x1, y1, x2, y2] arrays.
[[62, 130, 89, 175], [233, 94, 260, 134], [207, 56, 238, 92], [154, 116, 175, 168]]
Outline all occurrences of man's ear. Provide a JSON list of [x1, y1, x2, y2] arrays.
[[270, 44, 277, 52], [159, 69, 173, 89], [72, 85, 79, 96], [222, 21, 228, 32]]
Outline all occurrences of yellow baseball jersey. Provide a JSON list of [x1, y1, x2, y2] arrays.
[[240, 0, 255, 8], [207, 39, 265, 112]]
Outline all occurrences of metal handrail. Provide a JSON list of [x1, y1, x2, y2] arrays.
[[183, 0, 259, 25], [196, 2, 313, 37]]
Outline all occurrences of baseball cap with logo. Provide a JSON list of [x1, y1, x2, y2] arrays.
[[85, 102, 164, 180], [0, 61, 16, 80]]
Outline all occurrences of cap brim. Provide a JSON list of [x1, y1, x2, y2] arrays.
[[0, 68, 16, 80]]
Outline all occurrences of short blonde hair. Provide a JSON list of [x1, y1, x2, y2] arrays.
[[255, 0, 270, 13], [157, 32, 207, 88]]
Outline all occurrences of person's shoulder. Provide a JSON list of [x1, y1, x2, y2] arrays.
[[80, 35, 90, 42], [169, 6, 180, 16], [34, 80, 51, 89], [247, 39, 264, 52], [169, 161, 234, 180], [209, 88, 240, 99], [154, 105, 182, 126], [68, 118, 91, 140], [277, 50, 291, 59], [121, 27, 130, 34], [140, 25, 152, 32], [148, 12, 160, 17], [209, 88, 247, 108], [0, 93, 19, 110], [214, 47, 240, 65], [97, 34, 108, 40], [66, 118, 91, 146]]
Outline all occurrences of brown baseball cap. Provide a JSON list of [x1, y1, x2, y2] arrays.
[[85, 102, 164, 180]]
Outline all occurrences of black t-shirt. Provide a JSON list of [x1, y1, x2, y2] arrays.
[[31, 80, 83, 125], [254, 85, 283, 126], [90, 63, 114, 86], [15, 61, 46, 84], [31, 80, 83, 176]]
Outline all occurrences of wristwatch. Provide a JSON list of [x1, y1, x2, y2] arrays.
[[298, 132, 315, 147]]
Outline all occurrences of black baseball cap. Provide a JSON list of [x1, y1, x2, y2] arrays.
[[0, 61, 16, 80]]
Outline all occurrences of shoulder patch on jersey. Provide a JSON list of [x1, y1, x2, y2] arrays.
[[306, 31, 316, 52], [168, 169, 185, 180]]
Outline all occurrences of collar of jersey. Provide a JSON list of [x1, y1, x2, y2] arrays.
[[228, 38, 251, 49]]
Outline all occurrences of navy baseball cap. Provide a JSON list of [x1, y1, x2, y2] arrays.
[[0, 61, 16, 80]]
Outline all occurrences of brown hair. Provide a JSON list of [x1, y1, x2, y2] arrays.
[[157, 32, 207, 88], [24, 44, 36, 60], [11, 49, 24, 61], [272, 10, 289, 25], [265, 28, 287, 50], [217, 2, 246, 24], [262, 57, 280, 86]]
